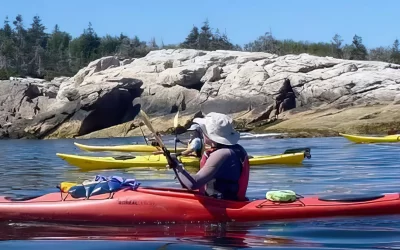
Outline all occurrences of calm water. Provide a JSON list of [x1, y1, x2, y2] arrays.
[[1, 135, 400, 249]]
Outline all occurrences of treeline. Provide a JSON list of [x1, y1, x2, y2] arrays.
[[0, 15, 399, 81], [243, 32, 400, 64], [0, 15, 155, 80]]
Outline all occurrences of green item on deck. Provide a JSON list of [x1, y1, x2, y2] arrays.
[[266, 190, 297, 202]]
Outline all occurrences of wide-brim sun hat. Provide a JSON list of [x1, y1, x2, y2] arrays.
[[193, 112, 240, 145]]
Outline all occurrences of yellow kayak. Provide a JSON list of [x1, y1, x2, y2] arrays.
[[56, 153, 200, 170], [56, 151, 309, 171], [339, 133, 400, 144], [74, 142, 187, 153]]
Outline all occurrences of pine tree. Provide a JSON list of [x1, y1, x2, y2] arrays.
[[12, 14, 27, 76], [70, 22, 101, 69], [181, 26, 199, 49], [350, 35, 368, 60], [198, 19, 212, 50], [331, 34, 343, 58], [27, 15, 47, 77], [0, 16, 16, 79], [45, 24, 72, 79], [99, 35, 121, 56], [390, 39, 400, 64]]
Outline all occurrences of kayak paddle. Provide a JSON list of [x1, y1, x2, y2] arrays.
[[283, 147, 310, 154], [139, 124, 149, 145], [173, 111, 179, 154], [139, 110, 178, 169], [283, 147, 311, 159], [140, 110, 187, 188]]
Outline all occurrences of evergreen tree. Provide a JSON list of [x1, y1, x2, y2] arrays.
[[331, 34, 343, 58], [209, 29, 234, 50], [349, 35, 368, 60], [2, 16, 12, 38], [27, 15, 46, 47], [12, 14, 27, 76], [99, 34, 121, 56], [69, 22, 101, 69], [181, 26, 199, 49], [45, 24, 72, 79], [198, 19, 212, 50], [0, 16, 16, 79], [27, 15, 47, 77], [390, 39, 400, 64]]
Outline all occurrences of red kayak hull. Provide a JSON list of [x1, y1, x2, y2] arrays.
[[0, 187, 399, 224]]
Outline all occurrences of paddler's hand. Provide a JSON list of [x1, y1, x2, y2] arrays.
[[166, 153, 183, 170]]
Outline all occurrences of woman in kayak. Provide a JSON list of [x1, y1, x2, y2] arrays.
[[153, 124, 204, 157], [169, 112, 250, 201], [174, 124, 204, 157]]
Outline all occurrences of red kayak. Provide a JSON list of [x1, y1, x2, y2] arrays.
[[0, 185, 399, 225]]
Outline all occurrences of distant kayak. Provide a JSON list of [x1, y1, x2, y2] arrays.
[[239, 132, 284, 139], [74, 142, 186, 153], [56, 148, 311, 171], [0, 183, 399, 225], [74, 134, 283, 153], [339, 133, 400, 144]]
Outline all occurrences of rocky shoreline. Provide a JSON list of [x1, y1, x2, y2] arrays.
[[1, 49, 400, 140]]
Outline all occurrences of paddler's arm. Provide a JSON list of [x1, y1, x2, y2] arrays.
[[175, 138, 201, 156], [173, 149, 230, 190], [176, 149, 194, 156]]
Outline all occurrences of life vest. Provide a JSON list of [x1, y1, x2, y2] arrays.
[[199, 146, 250, 201], [188, 137, 204, 158]]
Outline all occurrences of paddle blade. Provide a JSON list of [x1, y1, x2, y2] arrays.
[[283, 147, 311, 159], [139, 109, 166, 149], [139, 110, 154, 133], [283, 147, 311, 154], [174, 111, 179, 128]]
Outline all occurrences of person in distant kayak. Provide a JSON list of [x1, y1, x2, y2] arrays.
[[168, 112, 250, 201], [153, 124, 204, 157], [174, 124, 204, 157]]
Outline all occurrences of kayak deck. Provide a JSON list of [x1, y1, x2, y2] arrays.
[[74, 142, 187, 153], [56, 151, 309, 171], [0, 186, 399, 225], [340, 133, 400, 143]]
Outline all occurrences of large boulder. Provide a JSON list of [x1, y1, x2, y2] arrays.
[[0, 56, 144, 139], [74, 56, 121, 85]]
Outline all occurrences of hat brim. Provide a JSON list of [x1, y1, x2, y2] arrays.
[[187, 124, 199, 131], [193, 118, 240, 146]]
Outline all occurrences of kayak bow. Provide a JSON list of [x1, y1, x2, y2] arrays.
[[339, 133, 400, 144]]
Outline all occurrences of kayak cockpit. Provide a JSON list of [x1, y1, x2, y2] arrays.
[[317, 193, 386, 202]]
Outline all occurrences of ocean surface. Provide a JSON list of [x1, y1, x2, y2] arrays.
[[1, 133, 400, 249]]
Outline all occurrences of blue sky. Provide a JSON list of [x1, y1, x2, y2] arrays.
[[0, 0, 398, 49]]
